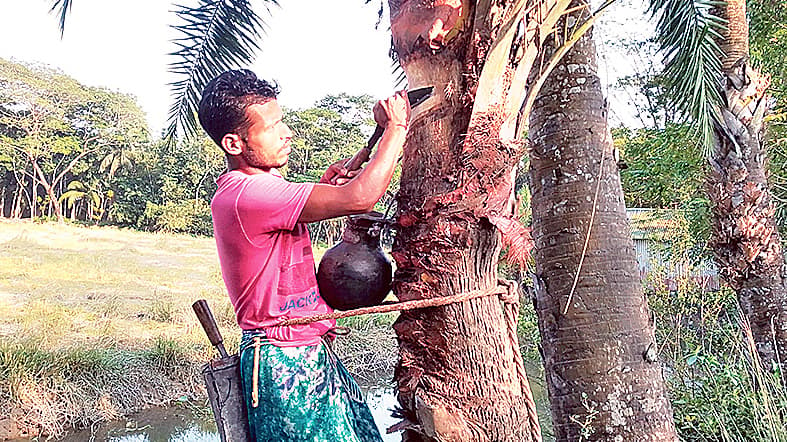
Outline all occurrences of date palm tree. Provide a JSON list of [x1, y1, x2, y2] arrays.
[[527, 2, 678, 440], [650, 0, 787, 370]]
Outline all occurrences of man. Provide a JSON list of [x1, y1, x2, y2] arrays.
[[198, 69, 409, 441]]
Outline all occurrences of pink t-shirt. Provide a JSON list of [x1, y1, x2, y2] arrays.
[[211, 169, 335, 346]]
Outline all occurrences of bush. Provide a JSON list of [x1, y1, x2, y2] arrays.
[[141, 200, 213, 236], [648, 266, 787, 441], [669, 331, 787, 441]]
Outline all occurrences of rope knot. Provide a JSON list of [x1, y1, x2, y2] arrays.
[[497, 278, 520, 305]]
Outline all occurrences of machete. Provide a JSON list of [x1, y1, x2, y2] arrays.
[[343, 86, 434, 172]]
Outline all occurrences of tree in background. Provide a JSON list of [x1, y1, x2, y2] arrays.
[[283, 94, 393, 245], [528, 2, 677, 439], [749, 2, 787, 226], [0, 54, 384, 236], [0, 58, 148, 222], [283, 94, 373, 183], [650, 0, 787, 370]]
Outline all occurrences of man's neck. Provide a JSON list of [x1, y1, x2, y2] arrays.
[[226, 156, 272, 175], [234, 166, 272, 176]]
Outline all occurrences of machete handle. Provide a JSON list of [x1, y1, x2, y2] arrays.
[[345, 125, 384, 172], [192, 299, 229, 359]]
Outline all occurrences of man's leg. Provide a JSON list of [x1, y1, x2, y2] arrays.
[[239, 333, 382, 442]]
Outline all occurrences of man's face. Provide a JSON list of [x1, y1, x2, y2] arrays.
[[239, 100, 293, 170]]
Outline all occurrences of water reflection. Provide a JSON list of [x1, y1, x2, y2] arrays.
[[58, 407, 219, 442], [48, 363, 549, 442], [58, 388, 399, 442]]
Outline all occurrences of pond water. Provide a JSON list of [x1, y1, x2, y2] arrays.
[[54, 388, 401, 442], [25, 364, 549, 442]]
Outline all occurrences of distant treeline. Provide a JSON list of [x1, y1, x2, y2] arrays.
[[0, 58, 392, 243]]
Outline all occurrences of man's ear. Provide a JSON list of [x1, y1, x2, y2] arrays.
[[221, 133, 243, 155]]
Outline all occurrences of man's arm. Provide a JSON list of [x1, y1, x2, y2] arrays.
[[297, 92, 409, 224]]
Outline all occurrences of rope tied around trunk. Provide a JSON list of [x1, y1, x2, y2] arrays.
[[275, 284, 505, 327], [498, 280, 543, 442], [275, 281, 542, 442]]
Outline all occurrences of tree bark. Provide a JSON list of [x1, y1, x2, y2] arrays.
[[30, 158, 64, 222], [31, 172, 38, 219], [528, 4, 677, 441], [387, 1, 551, 440], [708, 0, 787, 369], [714, 0, 749, 72]]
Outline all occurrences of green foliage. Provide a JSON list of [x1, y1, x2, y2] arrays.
[[0, 58, 392, 238], [750, 0, 787, 111], [644, 225, 787, 441], [647, 0, 726, 151], [106, 136, 224, 234], [145, 336, 192, 371], [142, 199, 213, 236], [282, 94, 375, 183], [617, 124, 704, 208], [167, 0, 275, 140], [0, 342, 122, 387], [48, 0, 73, 37], [0, 58, 149, 221], [670, 348, 787, 442], [617, 125, 711, 250], [281, 94, 394, 245], [749, 0, 787, 231]]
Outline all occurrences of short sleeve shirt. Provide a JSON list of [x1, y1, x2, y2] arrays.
[[211, 169, 334, 346]]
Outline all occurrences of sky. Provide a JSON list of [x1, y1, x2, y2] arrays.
[[0, 0, 395, 135], [0, 0, 653, 135]]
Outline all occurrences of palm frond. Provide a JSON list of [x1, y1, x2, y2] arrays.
[[488, 216, 534, 270], [166, 0, 277, 143], [648, 0, 726, 153], [364, 0, 385, 29], [49, 0, 73, 38], [389, 37, 407, 89]]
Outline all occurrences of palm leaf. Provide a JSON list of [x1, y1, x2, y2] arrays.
[[49, 0, 73, 38], [488, 216, 534, 270], [390, 47, 407, 89], [166, 0, 278, 143], [648, 0, 726, 153]]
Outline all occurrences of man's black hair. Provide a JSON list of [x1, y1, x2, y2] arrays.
[[198, 69, 280, 148]]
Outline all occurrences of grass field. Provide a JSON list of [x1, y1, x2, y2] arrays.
[[0, 219, 397, 439], [0, 220, 229, 438], [0, 219, 241, 350]]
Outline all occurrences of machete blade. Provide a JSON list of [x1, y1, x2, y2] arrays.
[[407, 86, 434, 108]]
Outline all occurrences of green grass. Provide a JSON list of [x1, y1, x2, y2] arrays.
[[0, 219, 384, 439], [0, 220, 231, 438], [0, 220, 234, 352]]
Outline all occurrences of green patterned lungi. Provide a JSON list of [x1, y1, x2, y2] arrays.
[[239, 331, 384, 442]]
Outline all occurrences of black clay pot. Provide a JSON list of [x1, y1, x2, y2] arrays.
[[317, 212, 392, 311]]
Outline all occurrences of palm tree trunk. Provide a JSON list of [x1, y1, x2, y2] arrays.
[[528, 4, 677, 440], [387, 1, 548, 440], [708, 0, 787, 369]]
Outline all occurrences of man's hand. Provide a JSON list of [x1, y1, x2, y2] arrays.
[[298, 91, 410, 224], [373, 90, 411, 130], [319, 158, 361, 185]]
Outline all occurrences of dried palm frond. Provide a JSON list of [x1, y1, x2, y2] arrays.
[[489, 215, 534, 269]]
